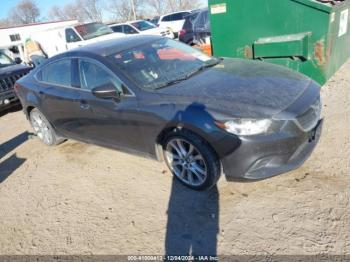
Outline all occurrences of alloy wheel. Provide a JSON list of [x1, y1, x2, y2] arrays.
[[31, 112, 53, 145], [165, 138, 208, 187]]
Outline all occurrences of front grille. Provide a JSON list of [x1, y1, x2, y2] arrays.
[[0, 72, 26, 92], [295, 97, 321, 132]]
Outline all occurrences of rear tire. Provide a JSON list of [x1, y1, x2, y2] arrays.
[[163, 129, 221, 190], [29, 108, 63, 146]]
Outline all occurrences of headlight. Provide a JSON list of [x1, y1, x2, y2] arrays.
[[216, 119, 273, 136]]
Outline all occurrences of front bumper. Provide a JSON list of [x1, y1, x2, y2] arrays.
[[0, 90, 20, 109], [222, 119, 323, 181]]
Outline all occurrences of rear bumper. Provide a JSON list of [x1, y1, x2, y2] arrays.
[[222, 119, 323, 181], [0, 90, 20, 109]]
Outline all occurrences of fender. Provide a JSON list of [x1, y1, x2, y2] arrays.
[[156, 103, 241, 159], [23, 92, 41, 118]]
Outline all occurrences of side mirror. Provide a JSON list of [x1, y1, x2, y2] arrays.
[[14, 57, 22, 64], [91, 83, 121, 101]]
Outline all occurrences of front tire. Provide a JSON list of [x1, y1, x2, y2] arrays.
[[163, 129, 221, 190], [29, 108, 62, 146]]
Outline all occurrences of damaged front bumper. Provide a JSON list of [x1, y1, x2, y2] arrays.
[[222, 119, 323, 181]]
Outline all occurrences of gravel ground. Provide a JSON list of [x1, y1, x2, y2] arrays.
[[0, 61, 350, 256]]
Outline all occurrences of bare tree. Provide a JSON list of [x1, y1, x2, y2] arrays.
[[108, 0, 146, 21], [108, 0, 133, 21], [144, 0, 203, 17], [0, 19, 10, 28], [168, 0, 201, 12], [8, 0, 40, 25], [77, 0, 103, 22], [48, 4, 81, 21], [48, 0, 102, 22], [63, 3, 82, 20], [146, 0, 168, 16], [48, 5, 65, 20]]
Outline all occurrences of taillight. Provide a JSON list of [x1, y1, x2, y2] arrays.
[[179, 29, 186, 37]]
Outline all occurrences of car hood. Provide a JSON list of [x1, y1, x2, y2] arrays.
[[0, 64, 31, 76], [156, 58, 318, 119]]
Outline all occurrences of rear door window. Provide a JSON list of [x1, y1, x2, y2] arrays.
[[39, 59, 72, 87]]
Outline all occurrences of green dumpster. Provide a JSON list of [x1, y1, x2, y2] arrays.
[[209, 0, 350, 85]]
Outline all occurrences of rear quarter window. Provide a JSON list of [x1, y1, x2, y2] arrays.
[[39, 59, 72, 87]]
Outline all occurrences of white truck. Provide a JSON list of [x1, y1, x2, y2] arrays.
[[30, 22, 126, 59], [151, 11, 192, 38], [109, 20, 174, 38]]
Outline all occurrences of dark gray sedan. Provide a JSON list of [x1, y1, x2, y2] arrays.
[[15, 35, 322, 190]]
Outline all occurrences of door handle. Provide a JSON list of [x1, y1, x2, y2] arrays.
[[80, 100, 90, 110]]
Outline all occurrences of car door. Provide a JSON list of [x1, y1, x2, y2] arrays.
[[36, 58, 86, 139], [75, 58, 145, 152]]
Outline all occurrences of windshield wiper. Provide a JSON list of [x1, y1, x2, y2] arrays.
[[180, 59, 221, 79], [160, 67, 204, 87], [163, 75, 192, 87], [155, 58, 222, 89], [204, 57, 222, 68]]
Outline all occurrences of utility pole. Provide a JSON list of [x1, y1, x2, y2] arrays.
[[130, 0, 136, 20]]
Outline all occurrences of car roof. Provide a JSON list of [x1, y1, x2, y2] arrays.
[[184, 10, 200, 19], [70, 35, 162, 57], [109, 20, 145, 27], [129, 20, 146, 23], [160, 10, 192, 17], [109, 23, 123, 26]]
